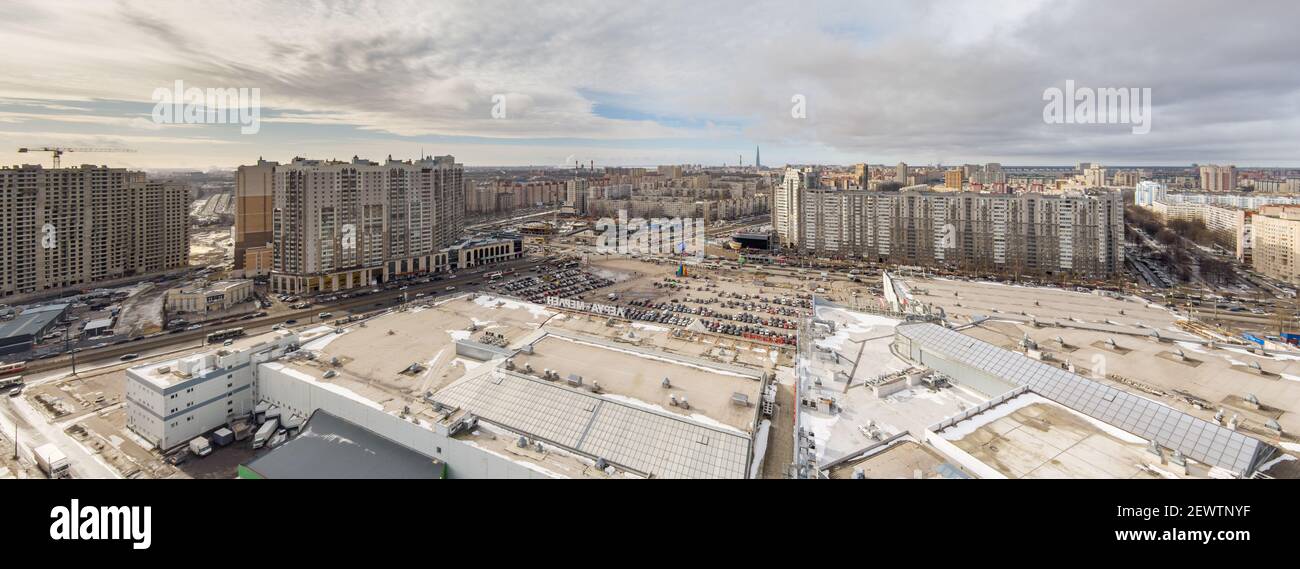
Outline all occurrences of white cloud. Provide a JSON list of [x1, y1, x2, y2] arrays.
[[0, 0, 1297, 167]]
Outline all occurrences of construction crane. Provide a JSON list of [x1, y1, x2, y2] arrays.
[[17, 146, 137, 168]]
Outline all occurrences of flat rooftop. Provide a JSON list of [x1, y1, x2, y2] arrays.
[[801, 301, 990, 465], [510, 332, 763, 433], [433, 369, 751, 479], [279, 294, 770, 478], [827, 437, 971, 479], [905, 277, 1300, 452], [938, 392, 1225, 479], [130, 330, 297, 389], [286, 295, 554, 405]]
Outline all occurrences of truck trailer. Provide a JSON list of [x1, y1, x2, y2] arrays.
[[252, 418, 279, 449], [34, 443, 70, 479]]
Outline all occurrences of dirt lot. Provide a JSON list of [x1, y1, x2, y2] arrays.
[[115, 283, 167, 336], [190, 228, 234, 267]]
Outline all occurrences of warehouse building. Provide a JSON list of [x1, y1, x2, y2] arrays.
[[0, 303, 68, 355], [125, 330, 299, 450]]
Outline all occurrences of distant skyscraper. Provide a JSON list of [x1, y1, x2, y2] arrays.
[[853, 163, 868, 187], [755, 146, 761, 169], [895, 162, 908, 183], [1084, 164, 1108, 187], [944, 169, 964, 190], [1199, 164, 1238, 192], [775, 167, 813, 247]]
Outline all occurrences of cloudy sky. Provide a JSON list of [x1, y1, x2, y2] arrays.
[[0, 0, 1297, 170]]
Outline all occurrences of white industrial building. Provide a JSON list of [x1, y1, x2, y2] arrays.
[[125, 331, 300, 450], [125, 293, 767, 478]]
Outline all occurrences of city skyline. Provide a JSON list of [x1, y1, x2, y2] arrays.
[[0, 0, 1298, 169]]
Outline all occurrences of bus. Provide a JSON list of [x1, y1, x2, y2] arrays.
[[206, 328, 246, 344], [486, 271, 504, 282], [0, 361, 26, 378], [0, 375, 21, 390]]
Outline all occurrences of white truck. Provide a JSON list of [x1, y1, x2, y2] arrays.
[[188, 436, 212, 457], [34, 443, 70, 479], [252, 418, 279, 450]]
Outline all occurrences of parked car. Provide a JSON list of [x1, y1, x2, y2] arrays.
[[119, 353, 139, 361]]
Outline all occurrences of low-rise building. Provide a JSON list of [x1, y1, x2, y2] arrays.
[[165, 280, 255, 315], [125, 330, 299, 450]]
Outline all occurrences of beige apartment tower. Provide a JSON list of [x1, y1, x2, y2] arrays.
[[234, 159, 275, 277], [268, 155, 465, 294], [0, 165, 189, 300], [1251, 205, 1300, 284]]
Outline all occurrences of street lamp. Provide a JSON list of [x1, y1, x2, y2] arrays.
[[63, 327, 78, 375]]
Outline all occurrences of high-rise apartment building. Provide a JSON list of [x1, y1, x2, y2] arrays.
[[775, 167, 814, 247], [566, 178, 590, 215], [944, 169, 964, 190], [797, 188, 1124, 277], [1134, 180, 1167, 206], [1251, 205, 1300, 284], [234, 159, 276, 277], [0, 165, 189, 300], [1084, 164, 1108, 187], [853, 163, 869, 188], [269, 155, 464, 294], [1199, 164, 1238, 192], [895, 162, 908, 184]]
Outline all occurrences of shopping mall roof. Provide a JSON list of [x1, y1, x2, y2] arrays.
[[240, 410, 445, 479], [897, 322, 1278, 476], [431, 369, 752, 479]]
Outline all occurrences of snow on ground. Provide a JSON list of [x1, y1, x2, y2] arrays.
[[264, 362, 383, 411], [302, 327, 346, 351], [813, 305, 901, 352], [631, 322, 668, 333], [550, 334, 755, 379], [748, 419, 771, 479], [939, 393, 1047, 440], [472, 295, 553, 319], [452, 357, 482, 371], [599, 393, 749, 436], [447, 330, 472, 341], [800, 411, 839, 464]]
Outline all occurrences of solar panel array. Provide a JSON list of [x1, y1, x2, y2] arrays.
[[433, 371, 751, 479], [898, 323, 1274, 475]]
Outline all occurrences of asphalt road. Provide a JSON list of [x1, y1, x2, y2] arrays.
[[17, 256, 545, 376]]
